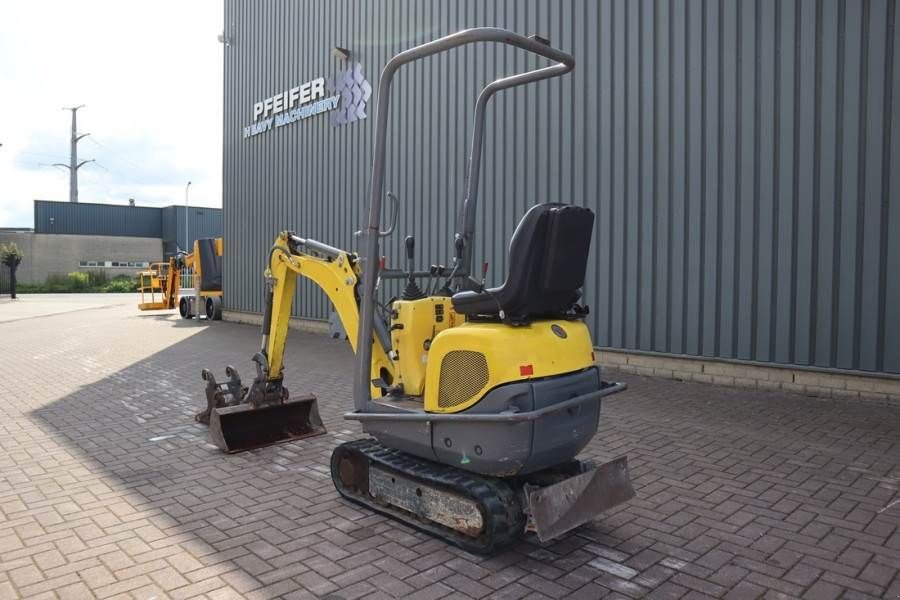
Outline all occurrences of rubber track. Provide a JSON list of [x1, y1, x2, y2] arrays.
[[331, 438, 526, 554]]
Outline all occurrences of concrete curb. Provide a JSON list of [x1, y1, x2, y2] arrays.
[[599, 348, 900, 402]]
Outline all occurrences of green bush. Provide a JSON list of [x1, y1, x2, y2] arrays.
[[67, 271, 91, 290], [14, 271, 142, 294], [102, 275, 139, 293], [87, 270, 108, 287], [45, 274, 71, 292]]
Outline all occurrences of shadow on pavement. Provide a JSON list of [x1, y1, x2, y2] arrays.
[[133, 312, 219, 328], [27, 317, 619, 598], [27, 312, 900, 597]]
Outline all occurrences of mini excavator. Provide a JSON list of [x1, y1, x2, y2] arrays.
[[199, 28, 633, 553], [138, 237, 224, 320]]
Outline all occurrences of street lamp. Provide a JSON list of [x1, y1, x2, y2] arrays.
[[184, 181, 192, 252]]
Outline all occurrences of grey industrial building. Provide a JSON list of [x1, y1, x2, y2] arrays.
[[222, 1, 899, 389], [0, 200, 223, 284]]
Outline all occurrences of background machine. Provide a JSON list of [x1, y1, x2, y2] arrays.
[[200, 29, 633, 552], [138, 237, 224, 320]]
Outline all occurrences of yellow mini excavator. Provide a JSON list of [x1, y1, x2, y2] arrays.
[[138, 237, 224, 320], [199, 28, 633, 553]]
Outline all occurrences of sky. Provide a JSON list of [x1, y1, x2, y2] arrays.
[[0, 1, 223, 227]]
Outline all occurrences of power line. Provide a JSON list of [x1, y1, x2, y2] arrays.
[[19, 151, 70, 161], [86, 135, 158, 186]]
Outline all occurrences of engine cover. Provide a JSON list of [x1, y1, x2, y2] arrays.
[[423, 319, 596, 413]]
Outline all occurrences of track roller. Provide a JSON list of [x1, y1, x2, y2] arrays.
[[331, 439, 525, 554]]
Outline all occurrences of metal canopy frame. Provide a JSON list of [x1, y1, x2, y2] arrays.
[[354, 27, 576, 412]]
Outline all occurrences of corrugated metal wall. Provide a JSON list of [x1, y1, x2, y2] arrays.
[[160, 206, 225, 257], [32, 201, 223, 258], [34, 200, 162, 237], [223, 0, 899, 374]]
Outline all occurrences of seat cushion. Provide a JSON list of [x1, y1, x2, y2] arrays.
[[450, 288, 503, 316]]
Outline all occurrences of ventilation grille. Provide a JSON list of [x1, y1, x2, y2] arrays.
[[437, 350, 489, 409]]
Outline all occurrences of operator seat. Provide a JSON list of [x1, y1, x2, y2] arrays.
[[451, 203, 594, 321]]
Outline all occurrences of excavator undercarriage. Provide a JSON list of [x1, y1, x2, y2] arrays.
[[332, 439, 632, 553]]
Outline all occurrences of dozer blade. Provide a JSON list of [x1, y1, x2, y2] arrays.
[[525, 456, 634, 543], [208, 394, 326, 453]]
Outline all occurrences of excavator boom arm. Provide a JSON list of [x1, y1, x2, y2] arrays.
[[197, 231, 394, 451], [262, 233, 393, 384]]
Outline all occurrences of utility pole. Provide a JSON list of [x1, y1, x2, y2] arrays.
[[53, 106, 93, 203], [185, 181, 192, 252]]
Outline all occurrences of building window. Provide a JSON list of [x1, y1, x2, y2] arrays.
[[78, 260, 149, 268]]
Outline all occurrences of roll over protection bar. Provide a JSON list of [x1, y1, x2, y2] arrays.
[[354, 28, 576, 413]]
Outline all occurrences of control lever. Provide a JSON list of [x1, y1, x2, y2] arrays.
[[401, 235, 425, 300], [454, 234, 465, 262], [426, 264, 442, 296], [405, 235, 416, 273], [435, 234, 467, 296]]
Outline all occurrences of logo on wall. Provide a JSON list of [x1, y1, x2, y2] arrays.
[[242, 62, 372, 139], [327, 62, 372, 126]]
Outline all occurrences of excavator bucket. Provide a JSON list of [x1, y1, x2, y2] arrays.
[[524, 456, 634, 543], [199, 367, 326, 453], [208, 395, 325, 453]]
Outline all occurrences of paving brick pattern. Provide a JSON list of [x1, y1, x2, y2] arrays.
[[0, 297, 898, 599]]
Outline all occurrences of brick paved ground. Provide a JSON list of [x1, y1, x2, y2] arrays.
[[0, 295, 898, 599]]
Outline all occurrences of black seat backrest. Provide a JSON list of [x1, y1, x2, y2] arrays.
[[197, 238, 223, 292], [502, 202, 593, 317], [451, 203, 594, 320], [541, 204, 594, 293]]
